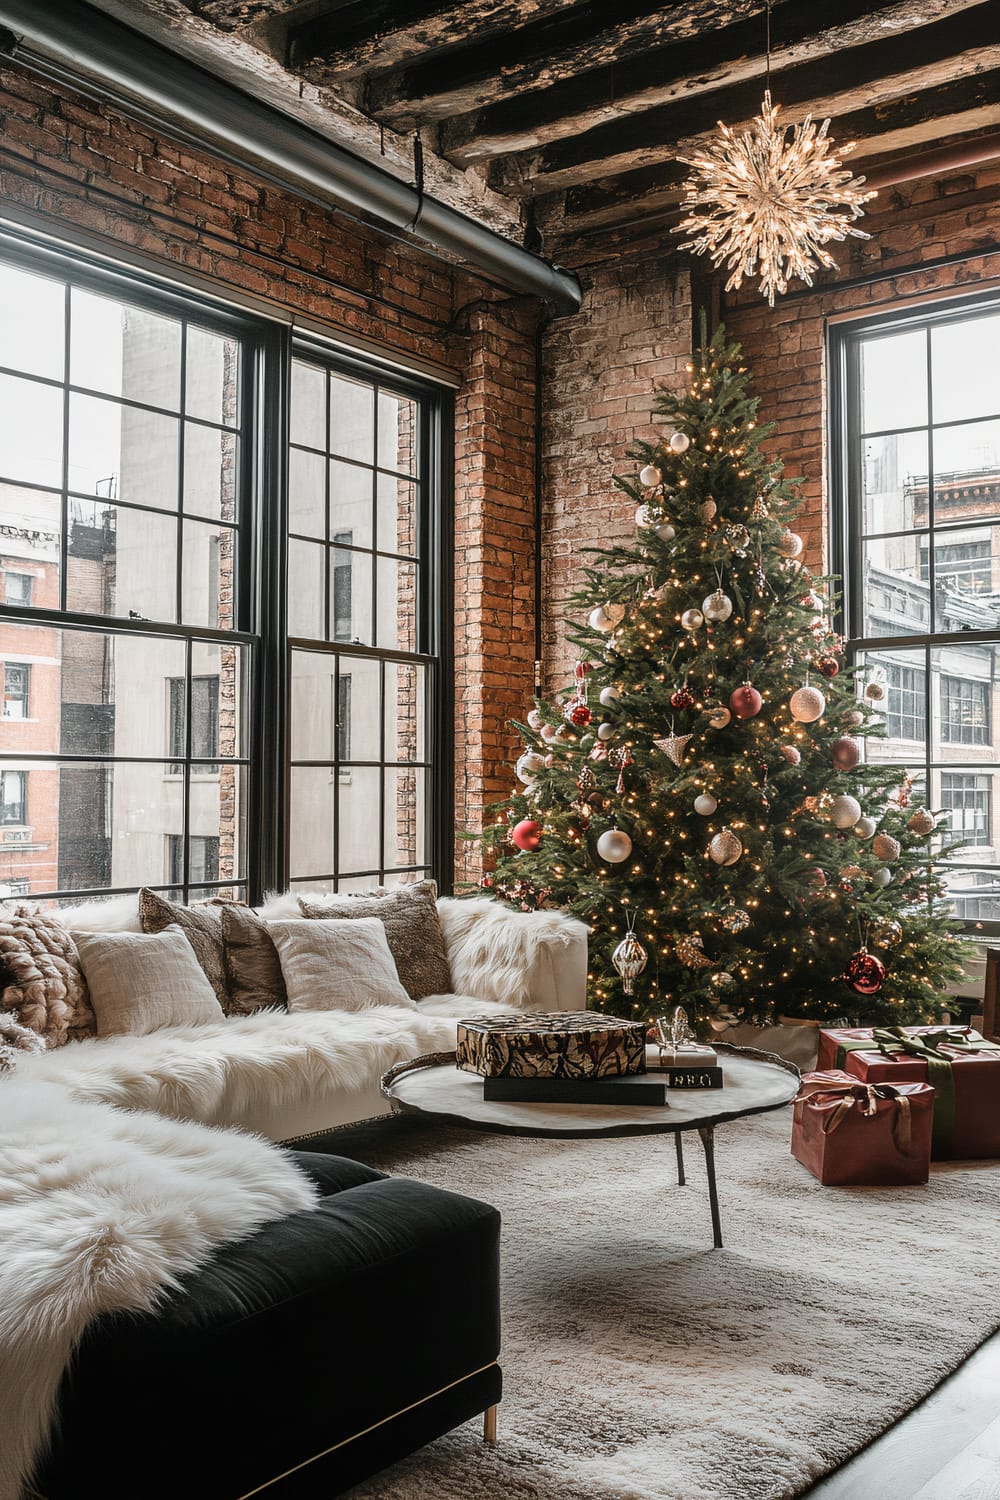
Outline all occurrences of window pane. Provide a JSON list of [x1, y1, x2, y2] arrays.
[[289, 765, 335, 880], [185, 326, 238, 426], [939, 866, 1000, 924], [199, 641, 246, 761], [384, 766, 426, 871], [182, 519, 234, 629], [0, 374, 63, 488], [331, 546, 371, 646], [932, 421, 1000, 515], [860, 328, 927, 433], [340, 656, 379, 761], [290, 650, 336, 762], [378, 390, 417, 475], [183, 423, 237, 521], [0, 264, 64, 381], [63, 630, 185, 757], [377, 556, 417, 651], [289, 448, 326, 538], [0, 487, 61, 609], [190, 763, 246, 885], [70, 291, 181, 409], [329, 459, 372, 547], [928, 527, 1000, 631], [377, 473, 417, 555], [857, 648, 926, 763], [931, 644, 999, 761], [861, 536, 929, 638], [69, 394, 180, 509], [67, 504, 176, 622], [329, 373, 373, 463], [861, 431, 928, 536], [290, 360, 326, 449], [338, 765, 380, 874], [931, 314, 1000, 426], [385, 662, 427, 763], [934, 770, 995, 855], [288, 539, 325, 639]]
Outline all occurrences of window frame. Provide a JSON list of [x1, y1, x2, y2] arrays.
[[0, 227, 454, 906], [830, 294, 1000, 937]]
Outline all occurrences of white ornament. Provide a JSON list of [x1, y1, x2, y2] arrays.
[[707, 705, 731, 729], [638, 464, 662, 488], [527, 708, 543, 731], [589, 602, 625, 633], [844, 710, 864, 727], [702, 589, 733, 622], [516, 751, 545, 784], [655, 521, 677, 542], [709, 828, 743, 866], [789, 685, 826, 722], [669, 431, 690, 454], [830, 794, 862, 829], [599, 686, 621, 707], [681, 608, 704, 631], [853, 816, 877, 839], [778, 529, 803, 558], [597, 722, 615, 741], [694, 793, 718, 816], [540, 723, 557, 741], [597, 828, 633, 863], [635, 504, 656, 529], [872, 867, 892, 889]]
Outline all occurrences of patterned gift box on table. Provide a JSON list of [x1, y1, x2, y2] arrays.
[[791, 1069, 935, 1186], [817, 1026, 1000, 1160]]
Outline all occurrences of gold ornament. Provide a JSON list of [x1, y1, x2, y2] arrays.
[[676, 932, 714, 969], [872, 832, 901, 862], [908, 809, 935, 836], [872, 917, 903, 950], [674, 88, 874, 307], [720, 907, 750, 934], [709, 827, 743, 866], [700, 497, 718, 523], [654, 733, 693, 767], [750, 496, 770, 521]]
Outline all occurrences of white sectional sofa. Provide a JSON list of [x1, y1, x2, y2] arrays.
[[13, 890, 590, 1142]]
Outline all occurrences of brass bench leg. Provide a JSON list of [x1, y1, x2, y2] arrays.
[[483, 1404, 499, 1446]]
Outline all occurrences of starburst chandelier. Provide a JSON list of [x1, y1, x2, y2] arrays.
[[674, 3, 876, 306]]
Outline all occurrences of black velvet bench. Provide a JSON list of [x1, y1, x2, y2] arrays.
[[31, 1151, 502, 1499]]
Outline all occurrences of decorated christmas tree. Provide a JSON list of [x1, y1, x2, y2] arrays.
[[478, 323, 971, 1030]]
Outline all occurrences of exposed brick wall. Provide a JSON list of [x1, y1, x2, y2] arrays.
[[0, 61, 541, 891], [722, 161, 1000, 576], [540, 246, 692, 698]]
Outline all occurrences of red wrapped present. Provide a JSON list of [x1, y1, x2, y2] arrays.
[[818, 1025, 1000, 1159], [791, 1069, 934, 1186]]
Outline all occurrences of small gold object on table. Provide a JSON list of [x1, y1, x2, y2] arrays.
[[647, 1007, 722, 1087], [455, 1010, 646, 1080]]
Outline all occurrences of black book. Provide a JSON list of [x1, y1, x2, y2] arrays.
[[662, 1065, 724, 1089], [482, 1074, 667, 1105]]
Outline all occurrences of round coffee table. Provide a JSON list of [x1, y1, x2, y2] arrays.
[[381, 1043, 799, 1249]]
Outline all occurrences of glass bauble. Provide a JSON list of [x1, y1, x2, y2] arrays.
[[681, 608, 704, 631], [790, 685, 826, 722], [703, 589, 733, 622], [527, 708, 543, 730], [599, 685, 621, 707], [694, 793, 718, 816], [778, 529, 803, 558], [843, 947, 887, 996], [853, 816, 876, 839], [638, 464, 662, 488], [511, 819, 542, 851], [612, 932, 647, 995], [669, 431, 690, 453], [709, 828, 742, 865], [597, 828, 633, 863], [830, 794, 862, 828], [730, 683, 762, 718], [831, 736, 861, 770], [515, 751, 545, 783], [655, 521, 676, 542]]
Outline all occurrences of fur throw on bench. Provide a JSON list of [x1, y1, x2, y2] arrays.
[[0, 1078, 317, 1500]]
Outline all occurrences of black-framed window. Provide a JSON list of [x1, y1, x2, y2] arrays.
[[287, 346, 446, 892], [3, 662, 29, 720], [0, 769, 27, 825], [832, 296, 1000, 933], [0, 228, 451, 905]]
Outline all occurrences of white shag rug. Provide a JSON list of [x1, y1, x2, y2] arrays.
[[0, 1078, 317, 1500], [322, 1107, 1000, 1500]]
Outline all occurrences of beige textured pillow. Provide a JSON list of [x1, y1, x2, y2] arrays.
[[0, 906, 96, 1047], [268, 917, 416, 1014], [74, 926, 225, 1037], [221, 904, 287, 1013], [296, 879, 452, 1001], [138, 888, 231, 1012]]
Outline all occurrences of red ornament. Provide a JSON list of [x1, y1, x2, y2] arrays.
[[565, 701, 592, 727], [831, 736, 861, 771], [842, 947, 887, 995], [730, 683, 763, 718], [817, 655, 840, 678], [511, 818, 543, 852], [670, 686, 696, 710], [838, 879, 853, 894]]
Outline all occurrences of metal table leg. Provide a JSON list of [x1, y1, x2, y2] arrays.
[[674, 1131, 686, 1186], [697, 1124, 723, 1249]]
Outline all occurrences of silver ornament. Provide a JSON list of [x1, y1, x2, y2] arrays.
[[694, 793, 718, 816], [681, 608, 704, 631], [612, 932, 648, 995], [709, 828, 743, 865], [597, 828, 633, 863], [778, 529, 803, 558], [702, 589, 733, 622]]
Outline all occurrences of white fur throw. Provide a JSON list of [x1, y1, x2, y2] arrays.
[[436, 898, 590, 1009], [0, 1078, 317, 1500], [15, 1004, 482, 1126]]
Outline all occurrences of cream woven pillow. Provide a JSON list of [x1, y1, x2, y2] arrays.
[[74, 926, 226, 1037], [267, 917, 416, 1014]]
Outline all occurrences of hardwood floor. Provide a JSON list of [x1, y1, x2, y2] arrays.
[[803, 1329, 1000, 1499]]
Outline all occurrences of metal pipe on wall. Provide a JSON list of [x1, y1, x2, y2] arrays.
[[0, 0, 582, 318]]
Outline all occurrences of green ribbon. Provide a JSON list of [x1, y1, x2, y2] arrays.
[[833, 1027, 1000, 1156]]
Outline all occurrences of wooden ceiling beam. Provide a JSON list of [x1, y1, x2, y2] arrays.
[[287, 0, 573, 83], [491, 2, 1000, 196], [441, 0, 979, 165], [365, 0, 773, 130], [548, 69, 1000, 236]]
